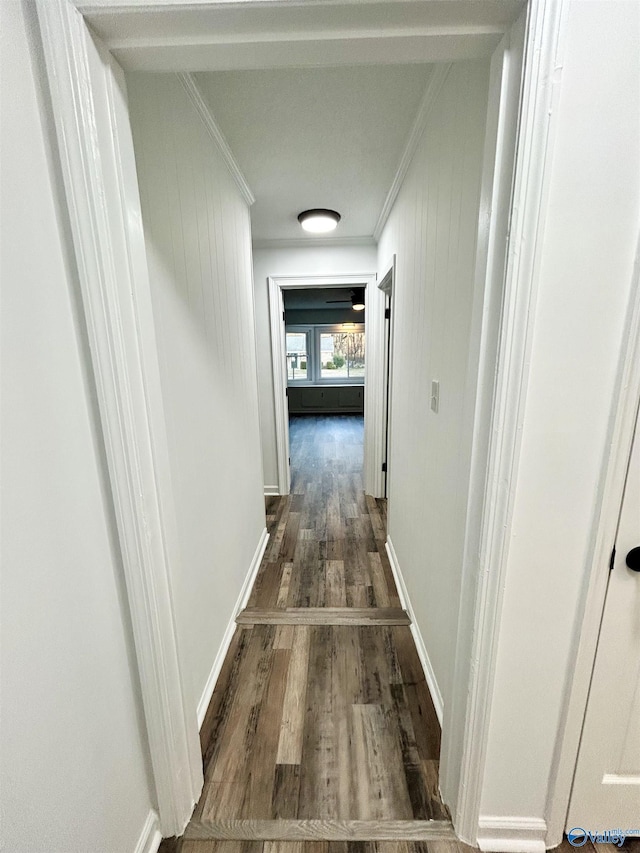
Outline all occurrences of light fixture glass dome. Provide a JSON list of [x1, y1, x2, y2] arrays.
[[298, 209, 341, 233], [351, 288, 365, 311]]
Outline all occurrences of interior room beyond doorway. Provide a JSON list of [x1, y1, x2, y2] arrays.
[[285, 287, 366, 417]]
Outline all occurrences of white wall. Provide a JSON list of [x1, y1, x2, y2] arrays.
[[1, 3, 156, 852], [480, 0, 640, 833], [127, 73, 266, 720], [253, 244, 377, 491], [377, 61, 490, 711]]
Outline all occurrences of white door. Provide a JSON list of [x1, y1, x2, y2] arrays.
[[567, 401, 640, 831]]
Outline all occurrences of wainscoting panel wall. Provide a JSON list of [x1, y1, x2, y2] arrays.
[[377, 60, 491, 714], [288, 386, 364, 415], [127, 73, 266, 720]]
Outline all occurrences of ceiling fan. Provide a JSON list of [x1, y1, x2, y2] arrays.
[[325, 288, 366, 311]]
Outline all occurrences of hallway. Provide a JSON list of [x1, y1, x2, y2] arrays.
[[174, 415, 466, 851]]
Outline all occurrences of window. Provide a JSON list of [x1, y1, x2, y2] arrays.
[[286, 330, 309, 381], [319, 330, 365, 380], [286, 324, 365, 385]]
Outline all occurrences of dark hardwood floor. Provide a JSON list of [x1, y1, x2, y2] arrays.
[[161, 415, 623, 853], [165, 840, 618, 853], [247, 416, 399, 612], [165, 415, 457, 852], [177, 844, 476, 853], [194, 623, 444, 824]]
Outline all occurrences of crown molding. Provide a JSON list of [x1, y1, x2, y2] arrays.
[[373, 63, 451, 241], [252, 235, 377, 251], [177, 72, 255, 206]]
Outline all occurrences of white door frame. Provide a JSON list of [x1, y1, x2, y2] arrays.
[[267, 273, 382, 496], [377, 256, 396, 500], [35, 0, 639, 844], [35, 0, 204, 837], [440, 6, 532, 836]]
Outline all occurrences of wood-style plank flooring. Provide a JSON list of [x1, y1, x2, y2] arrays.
[[162, 416, 629, 853], [246, 417, 399, 612], [194, 623, 444, 824], [168, 416, 459, 852], [168, 841, 626, 853]]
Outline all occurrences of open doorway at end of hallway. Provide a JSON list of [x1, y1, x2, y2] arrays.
[[268, 274, 384, 500], [283, 287, 368, 496]]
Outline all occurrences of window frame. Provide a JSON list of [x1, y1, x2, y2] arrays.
[[285, 326, 312, 383], [286, 322, 365, 386]]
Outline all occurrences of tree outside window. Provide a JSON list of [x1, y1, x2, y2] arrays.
[[286, 324, 365, 384]]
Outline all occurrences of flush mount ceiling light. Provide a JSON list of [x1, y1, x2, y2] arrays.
[[297, 208, 341, 234], [351, 288, 365, 311]]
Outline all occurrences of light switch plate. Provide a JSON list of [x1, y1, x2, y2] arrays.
[[431, 380, 440, 413]]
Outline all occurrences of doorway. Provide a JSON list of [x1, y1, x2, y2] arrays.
[[377, 257, 395, 499], [268, 274, 384, 498], [285, 291, 366, 408], [283, 286, 368, 494]]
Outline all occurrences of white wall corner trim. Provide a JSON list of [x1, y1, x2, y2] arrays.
[[452, 0, 570, 843], [197, 527, 269, 728], [477, 817, 547, 853], [177, 73, 255, 207], [385, 537, 444, 725], [134, 811, 162, 853], [373, 63, 451, 242], [35, 0, 203, 836], [264, 485, 281, 496]]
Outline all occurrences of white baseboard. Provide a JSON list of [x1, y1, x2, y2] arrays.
[[197, 527, 269, 728], [385, 536, 444, 726], [385, 536, 408, 610], [197, 604, 238, 730], [264, 485, 281, 496], [134, 810, 162, 853], [477, 817, 547, 853], [238, 526, 270, 611]]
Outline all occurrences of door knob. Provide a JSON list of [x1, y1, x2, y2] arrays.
[[625, 547, 640, 572]]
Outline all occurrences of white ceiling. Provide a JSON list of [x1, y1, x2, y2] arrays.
[[196, 64, 434, 243], [91, 0, 523, 246], [88, 1, 523, 72]]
